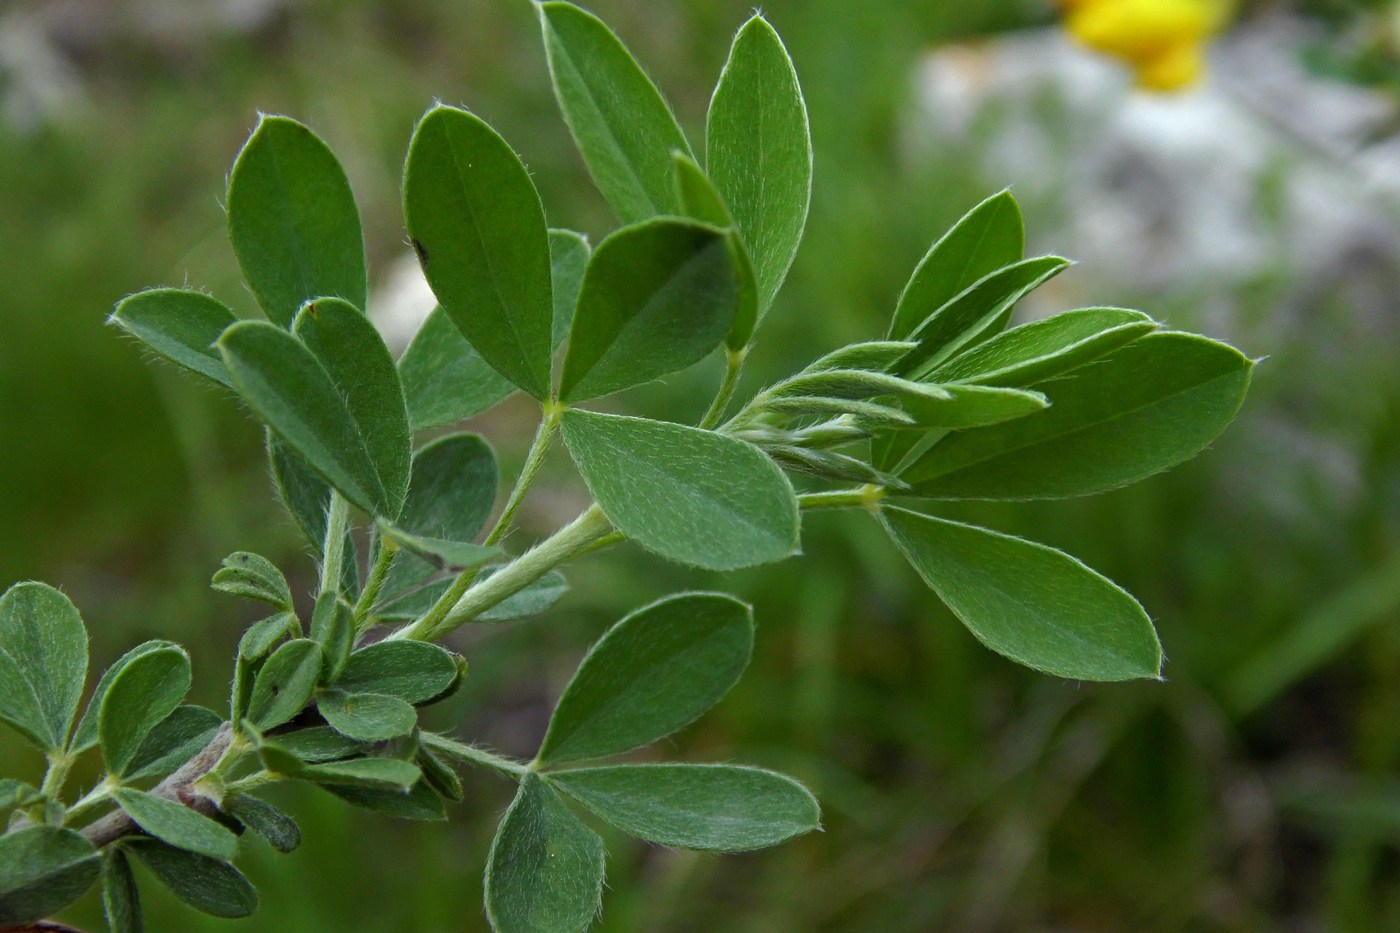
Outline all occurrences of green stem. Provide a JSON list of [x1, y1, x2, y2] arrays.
[[485, 407, 561, 548], [39, 751, 73, 801], [319, 491, 352, 597], [699, 346, 749, 430], [225, 770, 282, 795], [353, 536, 398, 633], [419, 733, 528, 779], [798, 484, 886, 512], [62, 780, 117, 827], [393, 504, 614, 642]]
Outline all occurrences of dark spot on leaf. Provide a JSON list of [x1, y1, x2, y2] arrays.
[[412, 238, 429, 265]]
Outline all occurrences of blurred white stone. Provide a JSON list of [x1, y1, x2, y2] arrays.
[[369, 251, 435, 356]]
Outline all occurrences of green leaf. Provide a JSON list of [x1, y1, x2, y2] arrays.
[[889, 190, 1025, 340], [559, 218, 739, 403], [562, 410, 798, 570], [898, 256, 1071, 378], [101, 849, 143, 933], [538, 1, 692, 222], [126, 706, 223, 781], [99, 644, 191, 778], [0, 779, 40, 816], [707, 14, 811, 316], [930, 307, 1158, 387], [764, 445, 899, 488], [123, 837, 257, 919], [0, 648, 49, 750], [316, 690, 417, 742], [767, 368, 952, 403], [71, 640, 175, 754], [272, 726, 366, 763], [758, 396, 914, 428], [549, 228, 591, 350], [323, 780, 447, 821], [298, 757, 421, 790], [247, 638, 321, 731], [0, 582, 88, 751], [293, 298, 411, 518], [894, 384, 1049, 431], [220, 320, 387, 515], [803, 340, 919, 373], [399, 307, 516, 431], [403, 105, 553, 399], [550, 763, 820, 851], [672, 153, 759, 349], [376, 570, 567, 624], [417, 746, 464, 802], [901, 332, 1254, 499], [108, 288, 239, 389], [309, 591, 353, 683], [113, 788, 239, 861], [377, 524, 499, 572], [226, 114, 366, 327], [537, 593, 752, 766], [211, 551, 293, 610], [485, 774, 604, 933], [336, 641, 462, 705], [237, 612, 300, 662], [224, 795, 301, 853], [0, 826, 100, 923], [880, 506, 1162, 681]]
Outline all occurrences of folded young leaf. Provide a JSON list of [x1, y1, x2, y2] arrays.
[[673, 153, 759, 349], [898, 256, 1071, 378], [881, 507, 1162, 681], [211, 551, 292, 611], [417, 746, 464, 802], [560, 219, 739, 403], [99, 644, 191, 778], [0, 779, 40, 816], [316, 690, 417, 742], [765, 445, 900, 487], [889, 190, 1024, 340], [101, 849, 141, 933], [227, 114, 366, 327], [70, 640, 178, 754], [376, 523, 500, 572], [220, 320, 387, 516], [536, 593, 753, 766], [708, 14, 811, 318], [246, 638, 321, 731], [901, 332, 1253, 499], [335, 641, 461, 706], [539, 1, 692, 222], [122, 838, 256, 919], [403, 105, 553, 400], [759, 395, 915, 428], [108, 288, 239, 389], [767, 368, 952, 403], [293, 298, 411, 519], [223, 794, 301, 853], [562, 410, 799, 570], [802, 340, 919, 373], [549, 763, 820, 851], [0, 582, 87, 752], [322, 780, 446, 821], [0, 826, 100, 923], [894, 384, 1049, 431], [309, 593, 353, 683], [236, 612, 300, 663], [112, 788, 239, 861], [929, 307, 1157, 387], [485, 774, 605, 933], [125, 705, 222, 781]]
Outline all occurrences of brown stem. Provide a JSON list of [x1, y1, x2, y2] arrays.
[[80, 722, 233, 849]]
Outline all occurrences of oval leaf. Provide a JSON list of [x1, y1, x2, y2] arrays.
[[880, 506, 1162, 681], [0, 582, 87, 751], [224, 794, 301, 853], [123, 838, 256, 919], [902, 332, 1254, 499], [112, 788, 239, 861], [707, 14, 811, 316], [930, 306, 1158, 387], [71, 640, 177, 754], [562, 409, 798, 570], [559, 218, 739, 403], [538, 0, 692, 222], [101, 849, 141, 933], [99, 644, 191, 778], [226, 114, 366, 327], [672, 153, 759, 349], [889, 190, 1025, 340], [550, 763, 820, 851], [316, 690, 416, 742], [247, 638, 322, 731], [485, 774, 604, 933], [403, 105, 553, 399], [220, 320, 385, 515], [336, 641, 461, 705], [322, 780, 446, 822], [211, 551, 292, 610], [537, 593, 753, 765], [293, 298, 411, 518], [126, 705, 223, 781], [0, 826, 99, 924], [108, 288, 239, 389]]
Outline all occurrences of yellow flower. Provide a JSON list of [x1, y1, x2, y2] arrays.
[[1061, 0, 1230, 91]]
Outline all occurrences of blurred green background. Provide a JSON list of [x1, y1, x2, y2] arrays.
[[3, 0, 1399, 929]]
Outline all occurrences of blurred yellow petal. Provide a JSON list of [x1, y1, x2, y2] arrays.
[[1134, 41, 1205, 91], [1066, 0, 1221, 61]]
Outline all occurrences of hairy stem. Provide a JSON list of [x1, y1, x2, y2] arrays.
[[354, 536, 398, 634], [419, 733, 528, 778], [699, 346, 749, 430], [319, 491, 351, 597], [393, 504, 614, 642], [798, 485, 886, 511]]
